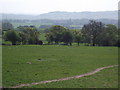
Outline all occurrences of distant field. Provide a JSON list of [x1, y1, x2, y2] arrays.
[[2, 45, 118, 88], [11, 22, 52, 28]]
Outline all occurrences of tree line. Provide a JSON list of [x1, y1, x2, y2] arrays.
[[2, 20, 120, 46]]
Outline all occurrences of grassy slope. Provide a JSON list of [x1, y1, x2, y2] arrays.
[[23, 66, 118, 88], [0, 45, 2, 87], [0, 37, 1, 85], [2, 45, 118, 87]]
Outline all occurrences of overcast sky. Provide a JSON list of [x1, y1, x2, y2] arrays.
[[0, 0, 119, 15]]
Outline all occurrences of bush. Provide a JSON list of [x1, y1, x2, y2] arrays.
[[4, 30, 19, 45]]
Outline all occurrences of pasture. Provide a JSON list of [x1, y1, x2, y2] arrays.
[[0, 45, 2, 87], [2, 45, 118, 88], [23, 66, 118, 88]]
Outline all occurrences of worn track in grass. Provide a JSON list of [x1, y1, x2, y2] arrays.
[[11, 65, 118, 88]]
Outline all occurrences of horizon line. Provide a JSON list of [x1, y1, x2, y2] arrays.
[[1, 10, 118, 15]]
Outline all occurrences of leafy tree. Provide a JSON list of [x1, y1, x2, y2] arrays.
[[97, 24, 118, 46], [82, 20, 105, 46], [45, 32, 54, 44], [61, 30, 73, 45], [28, 37, 36, 44], [117, 28, 120, 47], [17, 25, 40, 44], [0, 29, 2, 35], [47, 25, 67, 44], [4, 30, 19, 45], [72, 30, 83, 46], [18, 32, 28, 45], [46, 25, 74, 45]]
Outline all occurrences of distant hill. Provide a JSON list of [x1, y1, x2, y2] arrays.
[[35, 11, 118, 20], [2, 14, 35, 20], [1, 10, 118, 20]]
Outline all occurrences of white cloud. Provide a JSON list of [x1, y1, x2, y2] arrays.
[[0, 0, 119, 14]]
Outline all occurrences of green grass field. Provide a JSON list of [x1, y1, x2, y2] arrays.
[[0, 45, 2, 87], [2, 45, 118, 88], [23, 66, 118, 88]]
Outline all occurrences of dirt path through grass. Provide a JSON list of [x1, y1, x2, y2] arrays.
[[11, 65, 118, 88]]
